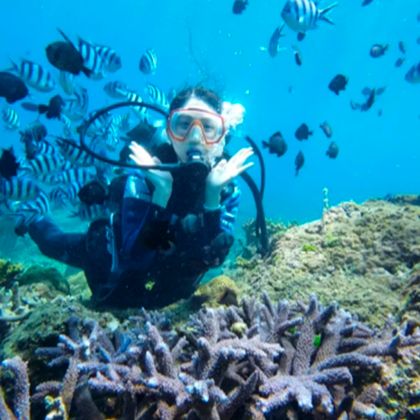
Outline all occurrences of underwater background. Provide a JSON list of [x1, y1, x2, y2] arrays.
[[1, 0, 419, 226]]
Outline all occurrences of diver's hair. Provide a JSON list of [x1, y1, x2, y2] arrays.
[[169, 86, 222, 113]]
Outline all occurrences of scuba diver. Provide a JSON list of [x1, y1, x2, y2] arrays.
[[16, 86, 254, 308]]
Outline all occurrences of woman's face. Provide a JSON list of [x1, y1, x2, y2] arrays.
[[167, 96, 226, 165]]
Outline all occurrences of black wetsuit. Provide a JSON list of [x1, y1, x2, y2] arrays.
[[28, 163, 241, 308]]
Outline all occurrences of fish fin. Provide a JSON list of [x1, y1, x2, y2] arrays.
[[81, 66, 93, 78], [319, 2, 338, 25], [57, 28, 73, 44], [21, 102, 40, 112], [5, 57, 18, 73]]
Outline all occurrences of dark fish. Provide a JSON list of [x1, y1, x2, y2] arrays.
[[0, 148, 19, 180], [293, 46, 302, 66], [360, 87, 385, 111], [328, 74, 348, 95], [326, 141, 339, 158], [78, 180, 108, 205], [22, 94, 66, 120], [46, 29, 92, 76], [295, 123, 313, 141], [262, 131, 288, 157], [268, 25, 285, 57], [362, 0, 374, 6], [369, 43, 388, 58], [20, 121, 48, 143], [319, 121, 333, 138], [0, 72, 29, 103], [232, 0, 248, 14], [295, 151, 304, 176], [139, 49, 157, 75], [405, 62, 420, 84], [395, 57, 405, 68], [398, 41, 406, 54]]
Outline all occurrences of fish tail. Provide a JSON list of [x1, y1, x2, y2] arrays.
[[319, 2, 338, 25]]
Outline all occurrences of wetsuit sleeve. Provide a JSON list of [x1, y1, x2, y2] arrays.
[[28, 217, 87, 268], [151, 181, 241, 269]]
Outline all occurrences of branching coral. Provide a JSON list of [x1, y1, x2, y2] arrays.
[[0, 295, 419, 419]]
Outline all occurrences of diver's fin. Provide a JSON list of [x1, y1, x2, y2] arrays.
[[21, 102, 40, 112], [319, 2, 338, 25]]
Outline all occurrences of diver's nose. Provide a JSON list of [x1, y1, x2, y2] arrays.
[[186, 123, 203, 144]]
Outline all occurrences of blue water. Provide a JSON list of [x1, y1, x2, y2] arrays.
[[1, 0, 419, 225]]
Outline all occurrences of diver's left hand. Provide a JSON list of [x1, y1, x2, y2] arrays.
[[204, 147, 254, 209]]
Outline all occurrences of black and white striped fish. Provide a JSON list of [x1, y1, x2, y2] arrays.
[[63, 86, 89, 121], [49, 181, 82, 205], [78, 38, 105, 80], [58, 71, 76, 95], [139, 49, 158, 74], [46, 166, 97, 185], [1, 107, 20, 130], [56, 137, 95, 165], [124, 91, 148, 121], [0, 177, 41, 201], [145, 83, 169, 110], [281, 0, 338, 39], [96, 45, 122, 73], [21, 154, 66, 176], [13, 190, 50, 215], [10, 59, 56, 92], [103, 81, 129, 99]]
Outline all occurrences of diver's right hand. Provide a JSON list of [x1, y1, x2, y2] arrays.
[[129, 141, 173, 208]]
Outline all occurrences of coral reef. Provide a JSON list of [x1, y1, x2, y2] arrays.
[[0, 259, 23, 287], [231, 199, 420, 326], [0, 294, 418, 419]]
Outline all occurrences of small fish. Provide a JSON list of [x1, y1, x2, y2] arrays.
[[359, 87, 385, 111], [2, 107, 20, 131], [139, 49, 158, 75], [104, 81, 129, 99], [262, 131, 288, 157], [22, 94, 66, 120], [398, 41, 406, 54], [78, 37, 106, 80], [0, 72, 29, 103], [362, 0, 374, 6], [145, 83, 169, 110], [10, 59, 56, 92], [0, 148, 19, 180], [405, 62, 420, 84], [394, 57, 405, 68], [328, 74, 348, 95], [281, 0, 338, 39], [96, 44, 122, 73], [326, 141, 339, 158], [319, 121, 333, 138], [369, 43, 388, 58], [232, 0, 248, 14], [46, 29, 92, 77], [295, 151, 304, 176], [78, 180, 108, 205], [20, 121, 48, 144], [268, 24, 285, 57], [292, 45, 302, 66], [295, 123, 313, 141]]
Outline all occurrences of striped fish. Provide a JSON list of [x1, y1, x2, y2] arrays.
[[78, 38, 105, 80], [58, 71, 76, 95], [96, 45, 122, 73], [103, 81, 129, 99], [281, 0, 337, 38], [139, 49, 158, 74], [50, 166, 97, 185], [63, 86, 89, 121], [145, 83, 169, 110], [10, 59, 56, 92], [21, 154, 66, 176], [1, 107, 20, 130], [13, 191, 50, 215], [0, 177, 41, 201], [56, 137, 95, 166], [124, 91, 148, 121]]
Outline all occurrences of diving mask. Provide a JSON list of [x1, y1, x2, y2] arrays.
[[167, 107, 226, 144]]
